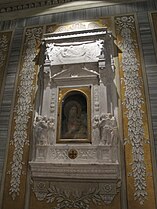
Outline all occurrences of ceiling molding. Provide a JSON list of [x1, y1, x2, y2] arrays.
[[0, 0, 146, 21]]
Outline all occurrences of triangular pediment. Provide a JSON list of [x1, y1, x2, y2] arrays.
[[52, 65, 99, 80]]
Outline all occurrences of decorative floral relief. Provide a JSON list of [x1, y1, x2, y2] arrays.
[[77, 149, 97, 160], [9, 27, 43, 200], [50, 148, 68, 160], [46, 21, 100, 34], [33, 182, 119, 209], [46, 186, 113, 209], [50, 89, 56, 115], [93, 85, 99, 113], [0, 34, 8, 68], [115, 16, 147, 204], [49, 148, 97, 161]]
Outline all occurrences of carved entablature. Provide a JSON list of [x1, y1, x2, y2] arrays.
[[30, 27, 121, 207]]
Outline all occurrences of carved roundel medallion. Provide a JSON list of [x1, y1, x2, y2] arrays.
[[68, 149, 78, 159]]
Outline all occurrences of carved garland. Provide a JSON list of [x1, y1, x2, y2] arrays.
[[46, 185, 114, 209], [9, 27, 43, 200], [33, 182, 120, 209], [115, 16, 147, 204]]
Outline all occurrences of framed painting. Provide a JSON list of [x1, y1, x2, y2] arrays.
[[57, 86, 91, 143]]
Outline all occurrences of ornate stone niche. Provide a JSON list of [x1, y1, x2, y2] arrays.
[[57, 86, 91, 143], [30, 28, 121, 207]]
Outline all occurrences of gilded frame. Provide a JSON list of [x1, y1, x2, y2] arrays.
[[57, 86, 91, 143]]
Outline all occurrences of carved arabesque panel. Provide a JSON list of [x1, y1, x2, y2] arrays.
[[8, 27, 43, 200], [115, 15, 149, 205]]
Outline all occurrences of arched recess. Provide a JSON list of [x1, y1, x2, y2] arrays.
[[57, 88, 91, 143]]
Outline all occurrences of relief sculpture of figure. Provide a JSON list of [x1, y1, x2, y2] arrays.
[[99, 113, 113, 145], [99, 112, 119, 160], [110, 115, 119, 162], [105, 113, 113, 145], [47, 117, 55, 144], [93, 115, 100, 144], [33, 115, 48, 145], [110, 116, 118, 146], [47, 40, 104, 64], [34, 115, 55, 145]]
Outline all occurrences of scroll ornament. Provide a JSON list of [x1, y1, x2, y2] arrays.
[[115, 16, 147, 204]]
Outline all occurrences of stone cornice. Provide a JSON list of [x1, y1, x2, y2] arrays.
[[30, 162, 120, 179], [0, 0, 73, 12], [0, 0, 146, 21], [43, 27, 108, 41]]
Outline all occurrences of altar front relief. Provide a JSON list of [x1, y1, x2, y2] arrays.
[[30, 27, 121, 207]]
